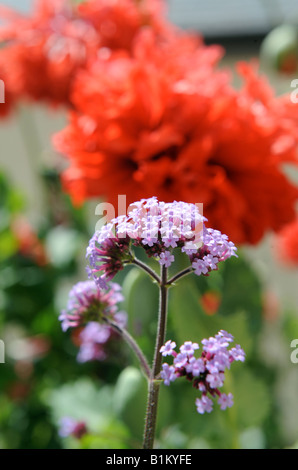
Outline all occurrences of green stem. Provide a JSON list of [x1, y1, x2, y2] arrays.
[[104, 317, 151, 379], [167, 266, 193, 286], [131, 257, 161, 284], [142, 265, 169, 449]]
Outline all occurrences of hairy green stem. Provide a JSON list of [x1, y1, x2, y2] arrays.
[[131, 257, 161, 284], [142, 265, 168, 449], [167, 266, 193, 286], [104, 317, 151, 379]]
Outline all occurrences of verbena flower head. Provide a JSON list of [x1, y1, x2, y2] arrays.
[[59, 280, 124, 331], [77, 321, 111, 363], [160, 330, 245, 414], [86, 197, 237, 288]]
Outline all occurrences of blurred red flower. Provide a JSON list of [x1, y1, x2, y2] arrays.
[[78, 0, 169, 51], [200, 291, 221, 316], [11, 216, 48, 266], [0, 0, 99, 106], [0, 0, 167, 107], [54, 31, 298, 245], [274, 217, 298, 266]]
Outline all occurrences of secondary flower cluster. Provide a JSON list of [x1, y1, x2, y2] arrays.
[[86, 197, 237, 289], [59, 279, 127, 362], [59, 280, 124, 330], [160, 330, 245, 414], [77, 313, 127, 363]]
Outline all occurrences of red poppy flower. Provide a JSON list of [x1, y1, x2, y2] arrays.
[[54, 31, 298, 245]]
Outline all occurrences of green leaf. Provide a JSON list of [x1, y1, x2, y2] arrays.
[[70, 421, 131, 449], [112, 366, 174, 443], [260, 24, 298, 73], [168, 275, 253, 357], [112, 366, 147, 440], [218, 253, 263, 334], [122, 267, 159, 359], [45, 226, 83, 268], [0, 172, 24, 214], [239, 427, 266, 449], [0, 230, 18, 261], [44, 377, 115, 432], [232, 369, 271, 428]]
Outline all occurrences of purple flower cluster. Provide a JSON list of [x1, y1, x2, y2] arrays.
[[160, 330, 245, 414], [86, 225, 131, 289], [59, 280, 124, 331], [59, 280, 127, 363], [86, 197, 237, 288], [190, 227, 238, 276], [77, 312, 127, 363]]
